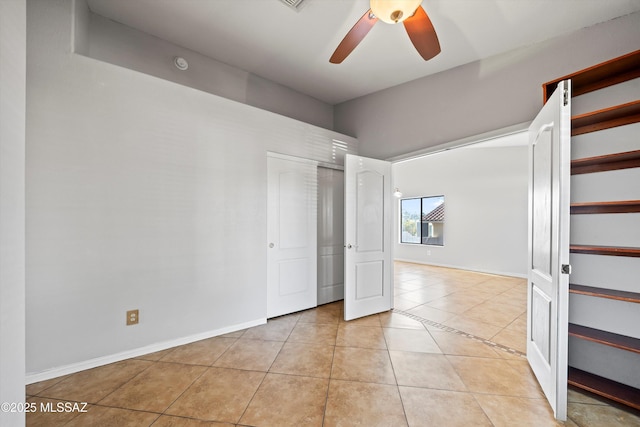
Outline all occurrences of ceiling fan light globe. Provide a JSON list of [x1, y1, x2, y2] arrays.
[[370, 0, 422, 24]]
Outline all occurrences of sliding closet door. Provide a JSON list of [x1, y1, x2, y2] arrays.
[[267, 153, 318, 318], [318, 167, 345, 305]]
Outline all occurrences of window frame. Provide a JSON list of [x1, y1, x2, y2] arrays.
[[399, 195, 445, 246]]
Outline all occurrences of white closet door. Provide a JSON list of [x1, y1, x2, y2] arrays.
[[527, 80, 571, 420], [344, 154, 392, 321], [267, 153, 317, 318]]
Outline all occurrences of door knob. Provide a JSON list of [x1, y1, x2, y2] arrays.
[[346, 244, 352, 249], [269, 243, 275, 248]]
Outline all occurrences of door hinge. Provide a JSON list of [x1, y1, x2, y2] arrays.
[[561, 264, 571, 275], [563, 85, 569, 106]]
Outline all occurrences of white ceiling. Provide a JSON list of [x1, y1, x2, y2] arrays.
[[86, 0, 640, 105]]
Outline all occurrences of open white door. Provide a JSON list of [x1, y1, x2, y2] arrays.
[[527, 80, 571, 420], [344, 154, 392, 321], [267, 153, 317, 318]]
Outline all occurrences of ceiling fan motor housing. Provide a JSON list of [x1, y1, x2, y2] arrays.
[[370, 0, 422, 24]]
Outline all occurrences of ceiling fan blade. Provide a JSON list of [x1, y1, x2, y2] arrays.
[[330, 9, 378, 64], [403, 5, 441, 61]]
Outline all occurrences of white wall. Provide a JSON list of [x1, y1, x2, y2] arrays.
[[26, 0, 356, 379], [0, 0, 26, 425], [82, 7, 334, 130], [335, 12, 640, 159], [393, 137, 528, 277]]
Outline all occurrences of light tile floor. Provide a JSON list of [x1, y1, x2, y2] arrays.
[[26, 262, 640, 426]]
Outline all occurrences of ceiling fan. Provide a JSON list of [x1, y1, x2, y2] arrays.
[[330, 0, 440, 64]]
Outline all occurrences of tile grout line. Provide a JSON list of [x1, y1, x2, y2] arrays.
[[235, 310, 309, 426], [392, 309, 526, 359], [381, 322, 411, 427], [85, 357, 160, 409], [98, 335, 243, 423], [321, 343, 339, 427], [155, 362, 215, 420], [468, 392, 498, 427], [234, 369, 269, 425], [133, 334, 243, 423], [157, 333, 246, 420]]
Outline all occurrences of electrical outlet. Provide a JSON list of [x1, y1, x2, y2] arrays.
[[126, 309, 139, 326]]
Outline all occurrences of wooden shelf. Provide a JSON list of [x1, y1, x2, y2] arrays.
[[569, 367, 640, 411], [570, 245, 640, 257], [548, 49, 640, 417], [571, 150, 640, 175], [571, 200, 640, 214], [570, 284, 640, 304], [543, 49, 640, 102], [569, 323, 640, 354], [571, 101, 640, 136]]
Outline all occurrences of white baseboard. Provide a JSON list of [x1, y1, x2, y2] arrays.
[[25, 317, 266, 385], [393, 258, 527, 279]]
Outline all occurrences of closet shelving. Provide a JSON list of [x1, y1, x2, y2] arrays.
[[543, 49, 640, 411], [569, 245, 640, 258], [568, 284, 640, 304], [568, 368, 640, 411], [571, 100, 640, 136], [568, 324, 640, 354], [543, 50, 640, 101], [570, 200, 640, 214], [570, 149, 640, 175]]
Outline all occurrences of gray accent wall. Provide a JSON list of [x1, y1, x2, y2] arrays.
[[79, 3, 333, 130], [334, 12, 640, 160], [0, 0, 26, 425]]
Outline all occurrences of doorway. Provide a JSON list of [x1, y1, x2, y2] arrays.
[[267, 153, 393, 320], [317, 166, 345, 305]]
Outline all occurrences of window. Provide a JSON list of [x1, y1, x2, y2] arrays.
[[400, 195, 444, 246], [400, 198, 421, 243]]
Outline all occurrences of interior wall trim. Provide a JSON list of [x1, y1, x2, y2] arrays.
[[393, 257, 527, 279], [387, 121, 530, 164], [24, 318, 266, 385]]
